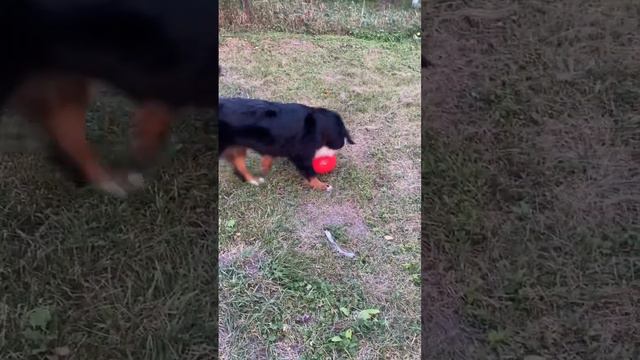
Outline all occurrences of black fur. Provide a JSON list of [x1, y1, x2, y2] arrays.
[[0, 0, 218, 110], [219, 97, 355, 181], [0, 1, 218, 190]]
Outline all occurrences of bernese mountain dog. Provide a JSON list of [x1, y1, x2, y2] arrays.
[[0, 0, 218, 198], [219, 97, 355, 191]]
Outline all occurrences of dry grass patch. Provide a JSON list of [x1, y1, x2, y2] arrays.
[[424, 0, 640, 358], [219, 32, 420, 358]]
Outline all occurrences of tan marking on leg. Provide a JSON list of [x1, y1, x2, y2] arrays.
[[12, 74, 151, 196], [131, 102, 174, 164], [13, 75, 114, 187], [308, 177, 332, 191], [224, 147, 262, 185], [46, 104, 114, 184]]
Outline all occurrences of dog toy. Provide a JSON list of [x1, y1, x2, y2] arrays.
[[312, 155, 337, 174]]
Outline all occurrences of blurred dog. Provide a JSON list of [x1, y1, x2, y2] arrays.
[[0, 0, 218, 197], [219, 97, 354, 191]]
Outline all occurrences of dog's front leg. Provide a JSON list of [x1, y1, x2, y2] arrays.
[[291, 156, 332, 191], [13, 75, 139, 198], [131, 102, 174, 168]]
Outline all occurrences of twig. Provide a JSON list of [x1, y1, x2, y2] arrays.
[[324, 230, 356, 259]]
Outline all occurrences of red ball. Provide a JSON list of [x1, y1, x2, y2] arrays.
[[312, 155, 337, 174]]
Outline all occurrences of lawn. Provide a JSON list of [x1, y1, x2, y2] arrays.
[[219, 32, 421, 358], [0, 90, 217, 358], [424, 0, 640, 359]]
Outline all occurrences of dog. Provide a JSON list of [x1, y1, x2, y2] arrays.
[[219, 97, 355, 191], [0, 0, 218, 197]]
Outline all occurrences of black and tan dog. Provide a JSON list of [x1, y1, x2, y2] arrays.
[[219, 97, 354, 191], [0, 0, 218, 197]]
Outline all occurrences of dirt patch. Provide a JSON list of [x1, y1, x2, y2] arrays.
[[322, 72, 346, 85], [220, 38, 255, 57], [296, 202, 369, 252], [219, 38, 267, 96], [279, 38, 318, 54], [219, 242, 249, 269], [244, 251, 266, 277], [219, 243, 265, 278], [256, 38, 319, 57], [360, 271, 397, 304], [364, 49, 383, 69], [219, 67, 265, 97], [398, 85, 421, 107], [388, 157, 421, 194], [356, 344, 376, 359], [344, 128, 373, 164], [273, 340, 304, 360]]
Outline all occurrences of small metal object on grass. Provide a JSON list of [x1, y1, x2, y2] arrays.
[[324, 230, 356, 259]]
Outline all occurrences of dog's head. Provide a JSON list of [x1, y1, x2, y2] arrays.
[[312, 108, 355, 150]]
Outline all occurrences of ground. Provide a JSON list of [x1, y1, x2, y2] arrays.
[[219, 32, 421, 358], [0, 92, 216, 358], [424, 1, 639, 359]]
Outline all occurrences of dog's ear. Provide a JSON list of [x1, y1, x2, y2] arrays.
[[318, 109, 355, 149], [332, 110, 355, 145]]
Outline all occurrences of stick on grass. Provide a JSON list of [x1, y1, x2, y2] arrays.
[[324, 230, 356, 259]]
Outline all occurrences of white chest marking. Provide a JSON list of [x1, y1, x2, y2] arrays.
[[314, 146, 336, 158]]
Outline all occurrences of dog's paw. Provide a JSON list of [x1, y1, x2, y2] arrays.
[[95, 180, 128, 198], [127, 172, 145, 189], [248, 177, 265, 186], [308, 178, 332, 191], [93, 171, 146, 198]]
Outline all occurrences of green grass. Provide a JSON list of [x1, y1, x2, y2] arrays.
[[219, 32, 420, 358], [0, 94, 216, 358], [219, 0, 420, 42], [424, 0, 640, 359]]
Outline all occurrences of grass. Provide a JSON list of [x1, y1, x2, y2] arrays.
[[219, 0, 421, 42], [0, 92, 217, 358], [424, 0, 640, 359], [219, 31, 421, 358]]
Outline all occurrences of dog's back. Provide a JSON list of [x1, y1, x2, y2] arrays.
[[219, 97, 355, 191], [219, 97, 314, 157]]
